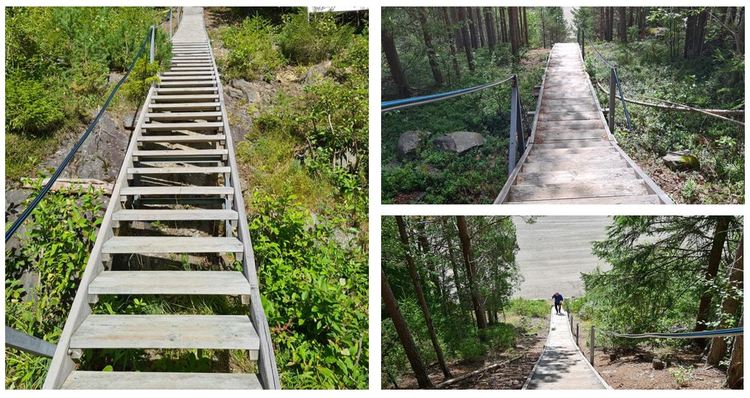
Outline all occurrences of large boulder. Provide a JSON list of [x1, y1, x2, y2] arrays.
[[662, 150, 699, 171], [434, 131, 485, 153], [397, 131, 429, 159]]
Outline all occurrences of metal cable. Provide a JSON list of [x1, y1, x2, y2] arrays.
[[5, 26, 156, 242], [382, 75, 515, 112], [599, 326, 743, 339]]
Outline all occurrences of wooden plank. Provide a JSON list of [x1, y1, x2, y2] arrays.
[[146, 112, 222, 120], [527, 146, 617, 158], [119, 186, 233, 196], [138, 134, 226, 143], [148, 102, 221, 111], [159, 80, 217, 87], [62, 371, 261, 390], [537, 111, 602, 121], [152, 94, 219, 103], [515, 168, 638, 185], [127, 166, 230, 175], [526, 151, 623, 164], [156, 87, 217, 95], [536, 120, 604, 130], [132, 149, 227, 158], [534, 131, 608, 141], [112, 209, 238, 221], [521, 158, 628, 173], [69, 315, 259, 350], [532, 140, 612, 149], [142, 122, 223, 130], [161, 71, 214, 76], [101, 236, 243, 253], [507, 194, 662, 204], [88, 271, 250, 295], [509, 180, 649, 202]]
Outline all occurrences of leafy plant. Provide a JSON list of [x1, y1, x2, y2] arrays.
[[219, 16, 285, 81]]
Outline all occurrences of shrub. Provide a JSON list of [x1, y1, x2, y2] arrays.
[[5, 75, 65, 134], [220, 16, 285, 81], [121, 58, 160, 104], [277, 12, 354, 65], [508, 298, 549, 318]]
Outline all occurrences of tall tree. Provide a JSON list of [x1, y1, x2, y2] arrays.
[[382, 27, 411, 97], [508, 7, 521, 55], [618, 7, 628, 42], [727, 314, 743, 389], [466, 7, 479, 49], [484, 7, 497, 50], [521, 8, 529, 46], [381, 269, 433, 388], [456, 8, 475, 71], [456, 216, 487, 330], [694, 216, 731, 342], [414, 8, 443, 86], [474, 8, 485, 48], [442, 8, 461, 79], [498, 8, 508, 43], [395, 217, 451, 379], [707, 238, 743, 365], [684, 8, 708, 58]]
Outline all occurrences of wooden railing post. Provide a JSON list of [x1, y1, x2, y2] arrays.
[[581, 29, 585, 60], [508, 75, 519, 175], [608, 67, 616, 132], [576, 323, 580, 347], [590, 326, 596, 366]]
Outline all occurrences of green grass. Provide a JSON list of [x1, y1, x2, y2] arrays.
[[508, 298, 550, 318]]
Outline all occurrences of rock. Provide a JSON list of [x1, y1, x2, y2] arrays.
[[20, 271, 40, 303], [662, 150, 699, 171], [230, 79, 261, 103], [434, 131, 485, 154], [397, 131, 429, 159], [652, 358, 665, 370], [225, 85, 244, 100], [303, 60, 332, 84], [122, 113, 136, 130]]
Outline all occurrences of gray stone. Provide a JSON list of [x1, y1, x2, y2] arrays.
[[397, 131, 429, 159], [303, 60, 332, 84], [229, 79, 262, 103], [652, 358, 665, 370], [122, 113, 136, 130], [662, 150, 699, 171], [434, 131, 485, 153]]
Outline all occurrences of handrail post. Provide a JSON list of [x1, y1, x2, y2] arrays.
[[581, 28, 585, 60], [590, 326, 596, 365], [149, 25, 155, 63], [169, 8, 173, 39], [608, 66, 616, 132], [576, 323, 580, 347], [508, 75, 519, 175]]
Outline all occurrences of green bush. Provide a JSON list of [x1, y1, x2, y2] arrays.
[[508, 298, 549, 318], [277, 12, 354, 65], [5, 182, 104, 389], [249, 192, 368, 389], [121, 58, 161, 104], [219, 16, 285, 81], [481, 323, 517, 350], [5, 75, 65, 134]]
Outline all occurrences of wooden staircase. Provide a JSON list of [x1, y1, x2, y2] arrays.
[[496, 43, 672, 204], [43, 8, 280, 389]]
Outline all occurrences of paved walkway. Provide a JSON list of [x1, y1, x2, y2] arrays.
[[525, 307, 607, 389], [173, 7, 208, 42]]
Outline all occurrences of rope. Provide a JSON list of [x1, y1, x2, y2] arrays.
[[600, 326, 743, 339], [585, 39, 633, 130], [381, 75, 515, 112], [5, 26, 156, 242]]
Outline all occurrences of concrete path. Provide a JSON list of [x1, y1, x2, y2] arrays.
[[525, 307, 607, 390], [172, 7, 208, 42]]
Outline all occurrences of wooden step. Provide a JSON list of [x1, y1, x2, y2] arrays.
[[156, 87, 218, 95], [515, 168, 638, 185], [521, 158, 628, 173], [527, 146, 617, 158], [525, 151, 623, 164], [161, 71, 214, 76], [531, 139, 612, 149], [149, 102, 221, 111], [507, 194, 662, 204], [88, 271, 250, 296], [127, 166, 230, 175], [142, 122, 223, 130], [102, 236, 243, 253], [535, 131, 608, 141], [62, 371, 261, 389], [509, 180, 649, 202], [69, 315, 259, 350], [539, 104, 599, 113], [133, 149, 227, 159], [146, 112, 222, 121], [138, 134, 226, 143], [160, 75, 216, 81], [536, 120, 604, 130], [112, 209, 238, 221], [119, 186, 233, 196], [152, 94, 219, 103], [159, 80, 217, 87], [537, 111, 602, 121], [170, 67, 214, 72]]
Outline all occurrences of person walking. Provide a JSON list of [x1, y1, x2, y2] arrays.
[[552, 292, 564, 315]]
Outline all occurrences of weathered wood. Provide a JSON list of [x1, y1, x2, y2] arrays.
[[435, 354, 525, 388], [148, 102, 221, 111], [510, 180, 648, 201], [70, 315, 259, 351], [62, 371, 262, 390], [138, 134, 226, 142], [112, 209, 237, 221], [102, 236, 244, 254], [142, 121, 223, 130], [88, 271, 251, 296], [516, 168, 637, 185], [119, 186, 232, 196], [127, 166, 230, 175], [22, 178, 113, 194], [152, 94, 219, 102]]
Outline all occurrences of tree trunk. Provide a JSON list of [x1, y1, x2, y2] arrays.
[[607, 7, 614, 41], [381, 269, 433, 388], [498, 8, 508, 43], [444, 220, 470, 318], [474, 8, 485, 48], [415, 8, 443, 86], [457, 8, 475, 71], [466, 8, 479, 49], [443, 8, 461, 78], [395, 217, 452, 379], [540, 7, 547, 48], [684, 8, 708, 58], [618, 7, 628, 42], [599, 7, 606, 40], [484, 7, 497, 50], [508, 7, 521, 56], [727, 314, 743, 389], [382, 27, 411, 97], [707, 238, 743, 365], [456, 216, 487, 330], [521, 8, 529, 46], [694, 217, 732, 345]]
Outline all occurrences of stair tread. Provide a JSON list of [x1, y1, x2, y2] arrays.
[[515, 167, 638, 185], [156, 87, 218, 94], [142, 122, 223, 130], [102, 236, 243, 254], [120, 186, 233, 195], [521, 159, 628, 172], [112, 209, 238, 221], [147, 111, 222, 119], [506, 194, 662, 204], [69, 315, 259, 350], [509, 180, 649, 202], [138, 134, 226, 142], [127, 166, 231, 174], [62, 371, 261, 389], [89, 270, 250, 295], [149, 102, 221, 110]]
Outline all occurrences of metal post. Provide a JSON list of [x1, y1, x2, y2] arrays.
[[149, 25, 155, 63], [576, 323, 580, 347], [508, 75, 519, 175], [590, 326, 596, 365], [570, 314, 573, 332], [169, 8, 173, 39], [608, 67, 616, 132], [581, 29, 585, 60]]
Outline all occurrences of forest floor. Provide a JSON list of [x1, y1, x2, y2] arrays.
[[573, 319, 728, 389], [392, 314, 549, 389]]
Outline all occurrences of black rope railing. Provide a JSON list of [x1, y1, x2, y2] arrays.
[[5, 25, 157, 242]]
